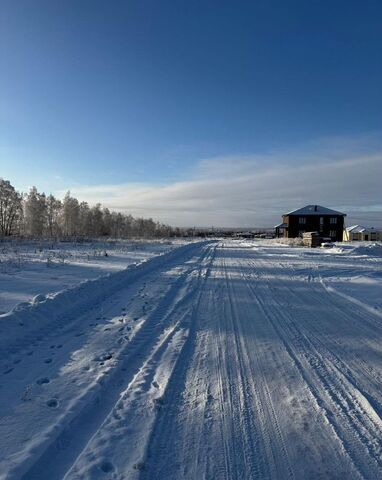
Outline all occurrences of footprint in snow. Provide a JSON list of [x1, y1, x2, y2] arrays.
[[133, 462, 145, 471], [44, 358, 53, 364], [46, 398, 59, 408], [100, 461, 114, 473], [117, 335, 129, 344], [154, 397, 165, 408], [36, 377, 50, 385], [94, 352, 113, 362]]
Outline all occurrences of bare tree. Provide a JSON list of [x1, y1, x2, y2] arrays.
[[102, 208, 112, 236], [23, 186, 47, 236], [78, 201, 91, 236], [62, 191, 80, 236], [0, 179, 22, 236], [46, 194, 62, 236], [89, 203, 103, 236]]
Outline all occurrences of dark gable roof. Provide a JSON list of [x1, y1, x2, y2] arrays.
[[284, 205, 346, 216]]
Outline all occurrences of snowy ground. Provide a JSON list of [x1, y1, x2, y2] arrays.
[[0, 239, 184, 314], [1, 240, 382, 479]]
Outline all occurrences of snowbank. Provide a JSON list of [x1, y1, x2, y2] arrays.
[[0, 239, 185, 313], [329, 242, 382, 256], [0, 241, 202, 355]]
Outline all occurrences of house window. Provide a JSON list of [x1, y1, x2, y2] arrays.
[[330, 217, 337, 224], [329, 230, 337, 238], [319, 217, 324, 232], [299, 217, 306, 224]]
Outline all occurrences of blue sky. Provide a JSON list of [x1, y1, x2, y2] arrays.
[[1, 0, 382, 226]]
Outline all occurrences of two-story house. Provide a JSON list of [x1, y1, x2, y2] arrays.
[[275, 205, 346, 241]]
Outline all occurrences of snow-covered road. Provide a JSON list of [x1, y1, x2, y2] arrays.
[[1, 241, 382, 479]]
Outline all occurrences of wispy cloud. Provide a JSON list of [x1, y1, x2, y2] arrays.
[[59, 134, 382, 227]]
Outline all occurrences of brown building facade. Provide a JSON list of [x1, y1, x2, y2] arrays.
[[275, 205, 346, 241]]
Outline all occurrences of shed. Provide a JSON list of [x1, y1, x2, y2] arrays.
[[343, 225, 382, 242]]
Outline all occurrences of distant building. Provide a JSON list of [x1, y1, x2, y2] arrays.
[[343, 225, 382, 242], [275, 205, 346, 241]]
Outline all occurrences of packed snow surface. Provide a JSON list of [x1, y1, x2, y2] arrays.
[[0, 240, 382, 479]]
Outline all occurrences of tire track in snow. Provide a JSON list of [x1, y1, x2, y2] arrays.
[[220, 248, 294, 480], [4, 243, 212, 480], [139, 244, 221, 480], [143, 243, 293, 480], [0, 242, 204, 362], [4, 241, 382, 479], [264, 259, 382, 399], [242, 253, 382, 478], [62, 243, 218, 480]]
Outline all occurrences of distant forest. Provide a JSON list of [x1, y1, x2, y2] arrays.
[[0, 178, 178, 239]]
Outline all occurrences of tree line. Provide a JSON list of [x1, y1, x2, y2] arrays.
[[0, 178, 177, 238]]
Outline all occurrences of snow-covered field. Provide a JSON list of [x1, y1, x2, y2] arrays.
[[1, 239, 382, 479], [0, 239, 184, 314]]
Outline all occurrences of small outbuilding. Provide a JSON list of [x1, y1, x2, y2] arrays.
[[302, 232, 322, 248], [343, 225, 382, 242]]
